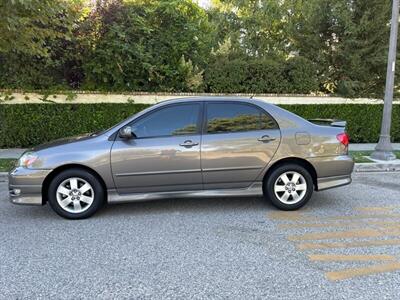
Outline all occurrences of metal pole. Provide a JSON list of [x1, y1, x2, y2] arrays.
[[371, 0, 399, 161]]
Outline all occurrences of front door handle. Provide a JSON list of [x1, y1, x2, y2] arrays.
[[179, 140, 199, 147], [258, 135, 276, 142]]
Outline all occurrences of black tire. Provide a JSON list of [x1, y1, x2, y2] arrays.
[[264, 163, 313, 211], [48, 168, 105, 219]]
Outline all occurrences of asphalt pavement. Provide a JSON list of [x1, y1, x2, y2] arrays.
[[1, 172, 400, 299]]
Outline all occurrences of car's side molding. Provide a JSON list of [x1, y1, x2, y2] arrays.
[[115, 166, 265, 177], [107, 182, 264, 203], [202, 166, 264, 172], [115, 168, 202, 177]]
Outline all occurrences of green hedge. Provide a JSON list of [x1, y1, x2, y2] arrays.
[[205, 57, 319, 94], [0, 104, 149, 148], [0, 104, 399, 148], [280, 104, 400, 144]]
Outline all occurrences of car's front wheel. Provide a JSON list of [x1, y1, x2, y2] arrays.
[[48, 169, 105, 219], [264, 164, 313, 210]]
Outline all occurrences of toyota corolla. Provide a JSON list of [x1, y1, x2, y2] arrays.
[[8, 97, 354, 219]]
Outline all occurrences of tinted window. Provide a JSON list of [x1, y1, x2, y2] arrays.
[[206, 103, 277, 134], [131, 104, 200, 138]]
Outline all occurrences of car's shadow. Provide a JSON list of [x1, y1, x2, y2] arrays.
[[97, 196, 267, 217], [95, 192, 336, 219]]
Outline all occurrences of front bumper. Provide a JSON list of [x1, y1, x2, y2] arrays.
[[8, 167, 52, 205]]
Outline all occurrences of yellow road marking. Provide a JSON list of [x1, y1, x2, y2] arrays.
[[356, 207, 394, 213], [325, 214, 400, 221], [271, 209, 400, 281], [326, 262, 400, 281], [279, 221, 359, 229], [288, 229, 389, 241], [309, 254, 396, 262], [279, 220, 400, 229], [270, 212, 400, 223], [297, 239, 400, 250]]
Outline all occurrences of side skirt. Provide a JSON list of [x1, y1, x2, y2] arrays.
[[107, 182, 264, 204]]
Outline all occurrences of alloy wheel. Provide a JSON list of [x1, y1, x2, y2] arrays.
[[56, 177, 94, 214], [273, 171, 307, 204]]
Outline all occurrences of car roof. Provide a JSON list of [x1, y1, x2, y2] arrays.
[[163, 96, 252, 101], [156, 96, 282, 112], [158, 96, 263, 105]]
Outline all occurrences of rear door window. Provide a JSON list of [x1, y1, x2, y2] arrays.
[[206, 103, 277, 134]]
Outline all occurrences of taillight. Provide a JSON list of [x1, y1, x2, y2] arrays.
[[336, 133, 349, 146]]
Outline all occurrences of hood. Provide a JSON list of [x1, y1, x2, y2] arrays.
[[33, 133, 96, 152]]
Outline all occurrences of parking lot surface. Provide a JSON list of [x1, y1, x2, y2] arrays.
[[1, 172, 400, 299]]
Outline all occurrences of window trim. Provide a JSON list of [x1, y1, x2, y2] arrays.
[[116, 102, 203, 140], [202, 101, 279, 135]]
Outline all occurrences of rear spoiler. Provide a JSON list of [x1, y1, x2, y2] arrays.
[[308, 118, 347, 128]]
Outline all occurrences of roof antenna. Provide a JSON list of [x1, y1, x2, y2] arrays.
[[249, 94, 255, 99]]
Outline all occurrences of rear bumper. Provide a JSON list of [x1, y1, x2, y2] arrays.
[[307, 155, 354, 191], [308, 155, 354, 177], [8, 167, 51, 205], [317, 174, 352, 191]]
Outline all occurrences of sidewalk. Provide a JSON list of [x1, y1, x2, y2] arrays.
[[349, 143, 400, 151], [1, 144, 400, 159], [0, 149, 25, 159]]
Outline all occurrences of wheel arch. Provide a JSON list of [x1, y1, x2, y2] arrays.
[[42, 164, 107, 204], [263, 157, 318, 191]]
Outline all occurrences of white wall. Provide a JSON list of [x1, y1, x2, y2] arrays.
[[0, 91, 396, 105]]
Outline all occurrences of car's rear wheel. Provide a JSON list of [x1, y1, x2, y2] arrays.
[[264, 164, 313, 210], [48, 169, 104, 219]]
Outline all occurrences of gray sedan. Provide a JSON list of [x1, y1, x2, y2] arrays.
[[8, 97, 354, 219]]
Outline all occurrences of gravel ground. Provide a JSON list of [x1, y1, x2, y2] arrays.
[[1, 172, 400, 299]]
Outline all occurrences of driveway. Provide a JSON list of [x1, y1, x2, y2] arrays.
[[1, 172, 400, 299]]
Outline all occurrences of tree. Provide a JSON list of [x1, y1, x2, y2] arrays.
[[209, 0, 290, 58], [336, 0, 391, 97], [0, 0, 84, 89], [0, 0, 396, 96], [288, 0, 392, 97], [82, 0, 213, 91], [0, 0, 74, 57]]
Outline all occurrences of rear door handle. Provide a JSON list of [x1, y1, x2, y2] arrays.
[[179, 140, 199, 147], [258, 135, 276, 142]]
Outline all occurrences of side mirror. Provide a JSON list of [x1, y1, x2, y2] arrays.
[[119, 126, 135, 139]]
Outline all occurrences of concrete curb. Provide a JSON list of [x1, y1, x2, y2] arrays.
[[0, 172, 8, 182], [354, 163, 400, 173]]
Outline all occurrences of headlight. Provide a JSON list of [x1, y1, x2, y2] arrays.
[[18, 152, 38, 168]]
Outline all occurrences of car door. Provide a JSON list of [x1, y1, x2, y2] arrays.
[[201, 101, 281, 189], [111, 102, 203, 194]]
